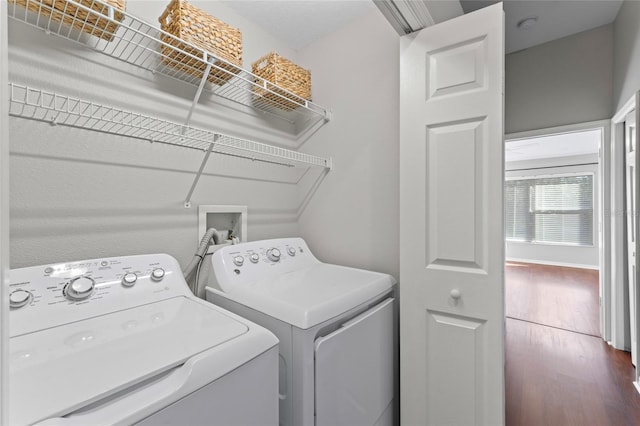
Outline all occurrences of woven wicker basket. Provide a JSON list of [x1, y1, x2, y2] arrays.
[[252, 52, 311, 111], [11, 0, 125, 41], [159, 0, 242, 86]]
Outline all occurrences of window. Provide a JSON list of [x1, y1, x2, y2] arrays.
[[505, 174, 594, 246]]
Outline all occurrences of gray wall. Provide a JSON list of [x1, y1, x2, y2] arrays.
[[8, 0, 306, 269], [613, 0, 640, 112], [296, 11, 400, 279], [506, 24, 613, 134]]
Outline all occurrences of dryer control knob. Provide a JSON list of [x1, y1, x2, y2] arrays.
[[266, 248, 281, 262], [122, 272, 138, 287], [249, 253, 260, 263], [9, 289, 32, 309], [287, 247, 296, 256], [151, 268, 165, 282], [233, 256, 245, 267], [65, 276, 95, 301]]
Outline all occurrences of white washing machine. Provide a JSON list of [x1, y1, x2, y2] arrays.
[[206, 238, 397, 426], [8, 253, 279, 425]]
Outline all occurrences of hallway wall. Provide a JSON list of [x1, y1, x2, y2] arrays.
[[613, 0, 640, 112], [506, 25, 613, 134]]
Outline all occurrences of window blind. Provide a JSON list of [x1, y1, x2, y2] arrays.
[[505, 174, 594, 246]]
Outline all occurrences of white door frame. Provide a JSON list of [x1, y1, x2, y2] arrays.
[[506, 119, 611, 341], [612, 95, 638, 351], [1, 1, 10, 423]]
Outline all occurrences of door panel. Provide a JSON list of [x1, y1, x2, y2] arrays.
[[400, 3, 505, 425], [427, 37, 487, 98], [426, 312, 487, 425], [426, 118, 487, 270], [314, 299, 394, 426]]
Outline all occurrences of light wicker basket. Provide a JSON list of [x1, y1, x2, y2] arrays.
[[11, 0, 125, 41], [252, 52, 311, 111], [159, 0, 242, 86]]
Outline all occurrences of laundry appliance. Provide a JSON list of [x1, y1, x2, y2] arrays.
[[8, 253, 278, 425], [206, 237, 397, 426]]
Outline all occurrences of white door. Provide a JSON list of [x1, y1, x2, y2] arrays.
[[625, 107, 638, 366], [399, 3, 505, 425]]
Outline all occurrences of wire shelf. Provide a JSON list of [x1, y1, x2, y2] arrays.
[[8, 83, 333, 170], [7, 0, 331, 129]]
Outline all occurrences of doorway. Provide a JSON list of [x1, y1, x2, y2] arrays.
[[504, 124, 640, 424], [611, 94, 640, 389], [504, 128, 601, 336]]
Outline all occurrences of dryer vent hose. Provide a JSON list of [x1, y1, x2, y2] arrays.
[[183, 227, 221, 282]]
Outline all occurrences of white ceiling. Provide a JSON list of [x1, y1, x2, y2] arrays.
[[220, 0, 376, 51], [505, 130, 601, 163], [222, 0, 623, 53], [490, 0, 623, 53]]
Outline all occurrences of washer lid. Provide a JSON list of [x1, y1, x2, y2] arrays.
[[9, 297, 248, 426], [223, 264, 395, 329]]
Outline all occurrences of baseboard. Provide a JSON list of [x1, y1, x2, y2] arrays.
[[506, 257, 599, 270], [607, 339, 630, 352]]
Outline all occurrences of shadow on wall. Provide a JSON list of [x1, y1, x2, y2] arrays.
[[297, 167, 330, 219]]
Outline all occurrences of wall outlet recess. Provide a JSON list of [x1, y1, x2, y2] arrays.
[[198, 205, 247, 254]]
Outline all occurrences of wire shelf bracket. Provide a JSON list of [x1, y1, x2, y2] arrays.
[[184, 135, 217, 209], [7, 0, 332, 133], [184, 55, 213, 130]]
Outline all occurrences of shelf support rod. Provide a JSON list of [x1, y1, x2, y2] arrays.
[[184, 134, 218, 209], [183, 54, 213, 132]]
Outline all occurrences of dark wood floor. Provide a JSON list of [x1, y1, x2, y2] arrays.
[[505, 262, 640, 426], [505, 262, 600, 336]]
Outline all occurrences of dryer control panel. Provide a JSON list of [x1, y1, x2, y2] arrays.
[[209, 238, 321, 292], [8, 254, 190, 337]]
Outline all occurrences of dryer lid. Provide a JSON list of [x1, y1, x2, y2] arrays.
[[222, 264, 395, 329], [9, 297, 248, 425]]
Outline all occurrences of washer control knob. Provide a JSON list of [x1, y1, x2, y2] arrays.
[[233, 256, 245, 267], [122, 272, 138, 287], [9, 289, 32, 309], [266, 248, 281, 262], [287, 247, 296, 256], [65, 276, 95, 301], [249, 253, 260, 264], [151, 268, 165, 282]]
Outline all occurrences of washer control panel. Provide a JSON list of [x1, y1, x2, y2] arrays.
[[8, 254, 188, 337], [209, 238, 320, 292], [266, 248, 281, 262]]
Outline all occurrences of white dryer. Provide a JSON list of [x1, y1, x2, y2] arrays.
[[8, 253, 278, 425], [206, 238, 397, 426]]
